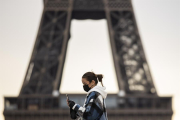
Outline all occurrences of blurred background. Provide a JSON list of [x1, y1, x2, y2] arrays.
[[0, 0, 179, 120]]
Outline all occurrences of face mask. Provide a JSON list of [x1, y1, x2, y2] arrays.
[[83, 84, 91, 92]]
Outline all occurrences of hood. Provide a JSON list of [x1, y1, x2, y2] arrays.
[[87, 85, 107, 99]]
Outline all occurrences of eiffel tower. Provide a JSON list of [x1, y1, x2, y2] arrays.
[[4, 0, 173, 120]]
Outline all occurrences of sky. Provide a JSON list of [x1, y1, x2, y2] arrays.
[[0, 0, 179, 120]]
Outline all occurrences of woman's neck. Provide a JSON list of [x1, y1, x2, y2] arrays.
[[91, 84, 96, 89]]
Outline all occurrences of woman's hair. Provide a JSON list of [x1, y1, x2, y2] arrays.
[[82, 71, 104, 86]]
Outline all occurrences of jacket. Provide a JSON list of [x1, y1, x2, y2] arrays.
[[71, 85, 108, 120]]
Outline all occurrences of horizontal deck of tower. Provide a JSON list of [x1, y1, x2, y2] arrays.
[[3, 94, 173, 120]]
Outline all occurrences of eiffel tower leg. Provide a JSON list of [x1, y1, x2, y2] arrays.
[[104, 0, 156, 95], [19, 0, 73, 95]]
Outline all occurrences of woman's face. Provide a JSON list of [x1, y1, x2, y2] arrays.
[[82, 78, 95, 88]]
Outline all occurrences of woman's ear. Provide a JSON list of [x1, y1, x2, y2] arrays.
[[92, 80, 96, 85]]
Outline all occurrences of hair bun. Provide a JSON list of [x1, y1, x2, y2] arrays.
[[96, 74, 104, 86], [96, 74, 103, 82]]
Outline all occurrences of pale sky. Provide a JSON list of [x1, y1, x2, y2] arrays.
[[0, 0, 179, 120]]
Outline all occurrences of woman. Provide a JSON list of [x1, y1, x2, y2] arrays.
[[66, 71, 108, 120]]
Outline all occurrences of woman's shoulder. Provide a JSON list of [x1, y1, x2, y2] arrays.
[[85, 91, 102, 106], [88, 91, 101, 99]]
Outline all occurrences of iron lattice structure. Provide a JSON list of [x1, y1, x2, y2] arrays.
[[4, 0, 173, 120]]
